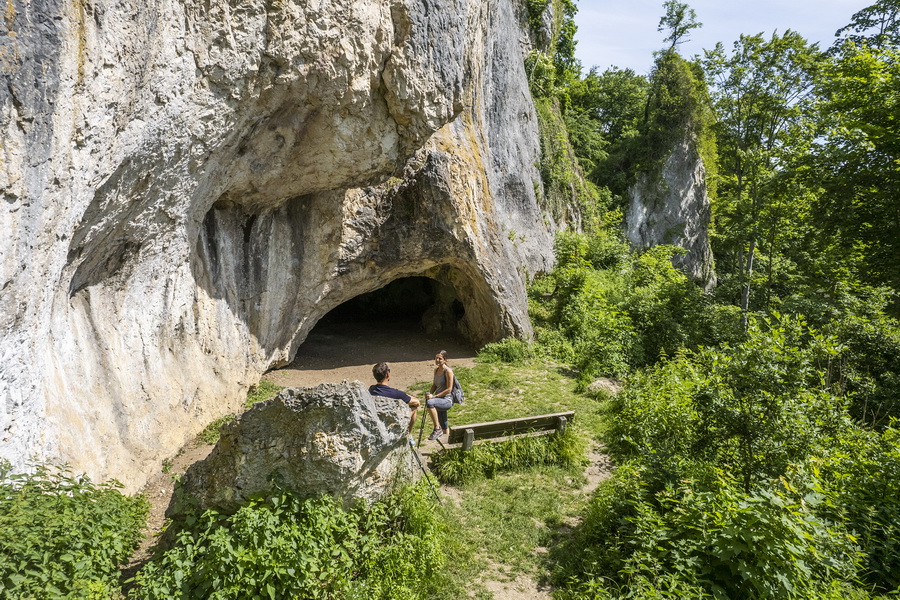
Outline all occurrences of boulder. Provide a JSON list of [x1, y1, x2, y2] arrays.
[[177, 382, 416, 513]]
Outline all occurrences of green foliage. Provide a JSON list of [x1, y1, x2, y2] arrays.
[[199, 414, 235, 445], [477, 338, 537, 364], [658, 1, 703, 50], [803, 426, 900, 591], [822, 293, 900, 427], [641, 50, 718, 195], [549, 306, 899, 597], [834, 0, 900, 48], [562, 467, 860, 599], [130, 484, 447, 600], [535, 230, 741, 383], [810, 42, 900, 294], [533, 97, 608, 227], [431, 428, 586, 485], [0, 461, 148, 600], [703, 30, 820, 318], [610, 315, 849, 490], [246, 379, 282, 408]]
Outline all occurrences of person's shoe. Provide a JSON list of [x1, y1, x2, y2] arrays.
[[427, 429, 443, 441], [408, 435, 416, 447]]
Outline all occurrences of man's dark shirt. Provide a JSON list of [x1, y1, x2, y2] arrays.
[[369, 383, 412, 404]]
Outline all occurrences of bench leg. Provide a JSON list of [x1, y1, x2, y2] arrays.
[[463, 428, 475, 451], [555, 416, 568, 435]]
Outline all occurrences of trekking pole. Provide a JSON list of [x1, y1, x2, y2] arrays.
[[416, 404, 427, 447], [408, 439, 442, 505]]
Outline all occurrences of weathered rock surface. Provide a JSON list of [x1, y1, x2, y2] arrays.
[[176, 382, 415, 513], [626, 134, 716, 290], [0, 0, 555, 491]]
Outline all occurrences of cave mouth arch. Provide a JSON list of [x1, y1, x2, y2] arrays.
[[273, 275, 478, 389]]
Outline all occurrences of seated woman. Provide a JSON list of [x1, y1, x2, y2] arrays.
[[424, 350, 454, 440]]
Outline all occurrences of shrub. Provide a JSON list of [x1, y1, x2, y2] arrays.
[[0, 460, 148, 599], [609, 315, 850, 491], [478, 338, 536, 364], [130, 483, 447, 600], [560, 466, 861, 599], [802, 426, 900, 592], [536, 232, 740, 383]]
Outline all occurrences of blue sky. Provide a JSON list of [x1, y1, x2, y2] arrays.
[[573, 0, 874, 74]]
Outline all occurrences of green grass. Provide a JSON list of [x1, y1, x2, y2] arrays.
[[409, 353, 607, 587], [442, 466, 592, 583], [197, 379, 283, 445], [197, 414, 235, 445], [245, 379, 282, 407], [411, 358, 606, 439], [432, 428, 586, 485]]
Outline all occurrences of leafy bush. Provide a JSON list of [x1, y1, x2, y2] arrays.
[[802, 426, 900, 591], [431, 428, 585, 485], [536, 231, 743, 384], [560, 465, 861, 599], [0, 460, 148, 599], [609, 315, 850, 490], [478, 338, 537, 364], [130, 484, 446, 600]]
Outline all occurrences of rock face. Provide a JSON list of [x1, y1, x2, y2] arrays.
[[0, 0, 555, 491], [626, 134, 716, 290], [177, 382, 415, 513]]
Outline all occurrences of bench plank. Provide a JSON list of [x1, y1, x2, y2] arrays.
[[447, 411, 574, 445]]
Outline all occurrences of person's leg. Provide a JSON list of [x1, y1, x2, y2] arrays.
[[427, 397, 452, 438], [408, 407, 418, 434], [425, 399, 442, 431], [428, 406, 441, 429]]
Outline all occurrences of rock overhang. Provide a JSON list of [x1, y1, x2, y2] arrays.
[[0, 0, 555, 491]]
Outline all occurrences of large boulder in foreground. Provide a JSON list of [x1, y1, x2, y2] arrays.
[[177, 382, 416, 513]]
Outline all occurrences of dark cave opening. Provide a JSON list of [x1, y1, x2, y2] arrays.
[[317, 276, 465, 335]]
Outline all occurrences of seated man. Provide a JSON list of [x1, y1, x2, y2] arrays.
[[369, 362, 421, 437]]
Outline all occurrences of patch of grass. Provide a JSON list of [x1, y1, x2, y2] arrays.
[[439, 359, 605, 438], [245, 379, 282, 407], [432, 428, 586, 485], [198, 414, 235, 445], [444, 466, 590, 581]]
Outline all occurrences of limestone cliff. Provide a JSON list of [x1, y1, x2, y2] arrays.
[[0, 0, 554, 491], [625, 133, 716, 290]]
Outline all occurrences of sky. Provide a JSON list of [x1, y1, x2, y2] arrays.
[[573, 0, 874, 75]]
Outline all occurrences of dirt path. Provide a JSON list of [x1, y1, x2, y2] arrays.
[[267, 317, 478, 391]]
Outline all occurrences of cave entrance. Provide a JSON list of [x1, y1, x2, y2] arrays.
[[271, 276, 476, 390], [317, 276, 465, 335]]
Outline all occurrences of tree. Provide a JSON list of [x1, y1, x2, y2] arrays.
[[809, 42, 900, 296], [834, 0, 900, 48], [702, 31, 821, 327], [658, 0, 702, 50]]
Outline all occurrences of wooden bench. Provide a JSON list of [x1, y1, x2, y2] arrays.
[[446, 411, 574, 451]]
